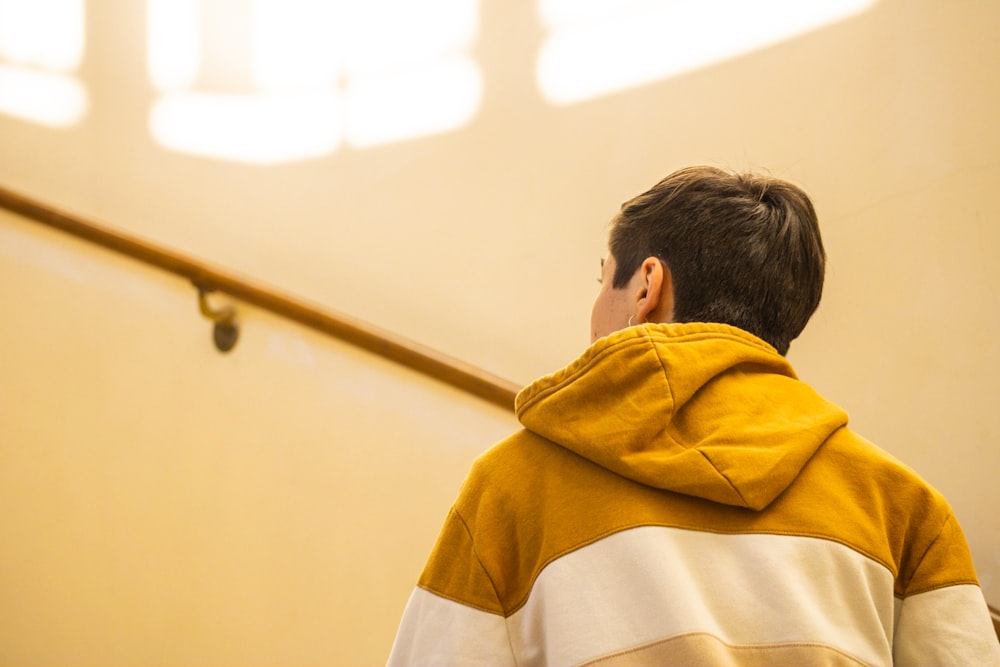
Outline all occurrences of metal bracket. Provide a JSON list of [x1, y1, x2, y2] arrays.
[[195, 284, 239, 353]]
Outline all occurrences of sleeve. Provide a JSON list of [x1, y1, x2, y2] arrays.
[[892, 515, 1000, 666], [386, 509, 516, 667]]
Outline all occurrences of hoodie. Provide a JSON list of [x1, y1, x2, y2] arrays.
[[387, 323, 1000, 667]]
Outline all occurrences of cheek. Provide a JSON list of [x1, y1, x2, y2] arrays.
[[590, 287, 621, 342], [589, 293, 606, 341]]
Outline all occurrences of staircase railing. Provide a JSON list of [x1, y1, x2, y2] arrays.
[[0, 184, 520, 411]]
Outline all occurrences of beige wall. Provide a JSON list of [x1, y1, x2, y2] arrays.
[[1, 0, 998, 663], [0, 209, 518, 664]]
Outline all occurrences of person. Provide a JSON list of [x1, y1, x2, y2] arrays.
[[386, 166, 1000, 666]]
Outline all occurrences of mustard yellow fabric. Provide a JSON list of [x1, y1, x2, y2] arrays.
[[396, 323, 998, 665], [516, 323, 845, 511], [420, 323, 978, 614]]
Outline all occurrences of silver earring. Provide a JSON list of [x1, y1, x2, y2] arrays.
[[628, 315, 635, 326]]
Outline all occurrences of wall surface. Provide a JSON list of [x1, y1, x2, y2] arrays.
[[0, 208, 518, 665], [1, 0, 998, 663]]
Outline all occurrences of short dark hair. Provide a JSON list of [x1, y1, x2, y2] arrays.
[[609, 165, 825, 355]]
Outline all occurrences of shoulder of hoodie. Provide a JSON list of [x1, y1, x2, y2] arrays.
[[453, 425, 969, 594], [802, 426, 971, 593]]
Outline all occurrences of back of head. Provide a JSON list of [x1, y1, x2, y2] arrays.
[[609, 166, 825, 355]]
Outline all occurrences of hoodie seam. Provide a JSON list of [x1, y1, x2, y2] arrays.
[[641, 325, 677, 436], [517, 324, 777, 414], [641, 325, 753, 507], [500, 522, 901, 616], [517, 335, 644, 412], [897, 512, 956, 597], [697, 448, 751, 506]]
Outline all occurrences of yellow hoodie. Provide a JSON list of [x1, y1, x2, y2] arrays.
[[517, 321, 847, 510], [388, 323, 1000, 667]]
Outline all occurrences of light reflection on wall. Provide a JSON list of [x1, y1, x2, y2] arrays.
[[537, 0, 877, 106], [0, 0, 878, 159], [0, 0, 88, 127], [148, 0, 482, 165]]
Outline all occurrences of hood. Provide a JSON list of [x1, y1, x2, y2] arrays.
[[515, 323, 848, 511]]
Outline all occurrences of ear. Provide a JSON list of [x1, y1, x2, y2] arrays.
[[635, 257, 675, 324]]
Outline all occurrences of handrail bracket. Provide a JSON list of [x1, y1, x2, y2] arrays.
[[195, 283, 239, 353]]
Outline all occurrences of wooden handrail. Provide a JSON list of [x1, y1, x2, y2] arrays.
[[0, 184, 521, 411]]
